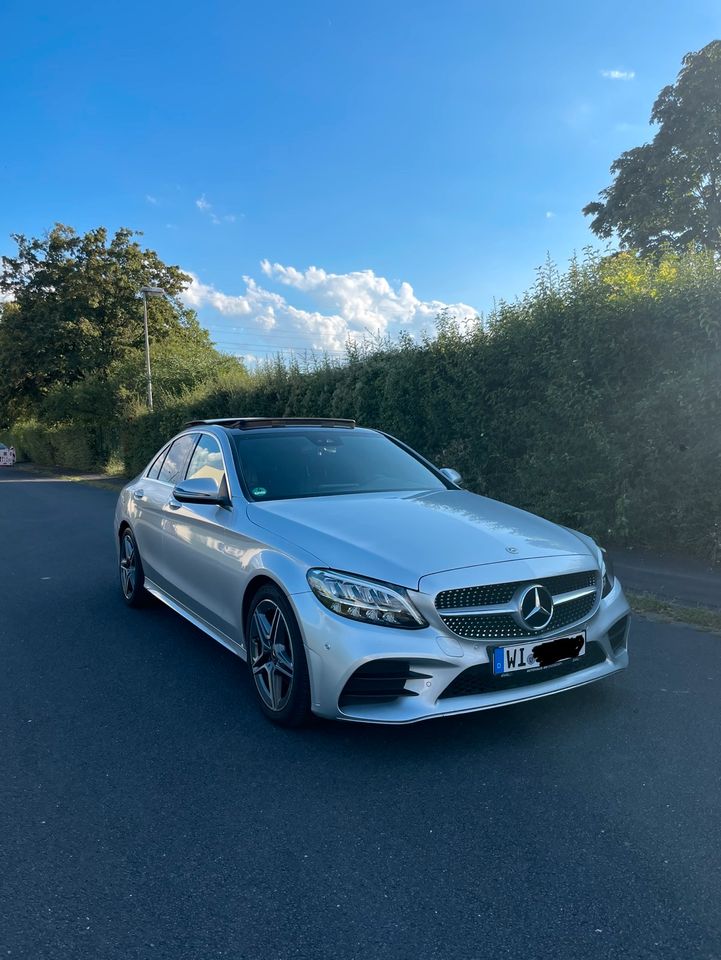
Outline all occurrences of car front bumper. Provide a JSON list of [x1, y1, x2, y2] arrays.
[[291, 578, 630, 723]]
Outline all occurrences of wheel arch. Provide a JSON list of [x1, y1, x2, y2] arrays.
[[242, 573, 284, 634], [116, 520, 133, 558]]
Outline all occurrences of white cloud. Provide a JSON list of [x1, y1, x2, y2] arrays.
[[601, 69, 635, 80], [182, 274, 253, 317], [260, 261, 476, 333], [180, 261, 479, 357], [145, 194, 158, 205], [545, 211, 555, 219], [195, 195, 237, 226]]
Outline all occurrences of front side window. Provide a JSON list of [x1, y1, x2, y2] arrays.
[[158, 434, 197, 485], [185, 434, 226, 487], [232, 429, 447, 501]]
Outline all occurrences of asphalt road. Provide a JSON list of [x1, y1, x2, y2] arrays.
[[1, 469, 719, 960], [610, 547, 721, 610]]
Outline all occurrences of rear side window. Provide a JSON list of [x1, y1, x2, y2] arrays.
[[185, 434, 226, 486], [158, 434, 198, 485], [147, 445, 170, 480]]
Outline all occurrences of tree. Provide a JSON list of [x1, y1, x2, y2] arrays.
[[0, 224, 224, 424], [583, 41, 721, 255]]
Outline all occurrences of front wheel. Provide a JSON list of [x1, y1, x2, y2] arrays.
[[119, 527, 147, 607], [245, 585, 311, 727]]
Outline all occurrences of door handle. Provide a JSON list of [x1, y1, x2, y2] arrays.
[[133, 489, 145, 500]]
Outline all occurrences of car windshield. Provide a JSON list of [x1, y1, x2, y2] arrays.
[[232, 429, 448, 501]]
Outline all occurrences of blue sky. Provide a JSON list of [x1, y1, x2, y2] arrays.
[[1, 0, 719, 359]]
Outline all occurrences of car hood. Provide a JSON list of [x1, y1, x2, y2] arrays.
[[247, 489, 593, 588]]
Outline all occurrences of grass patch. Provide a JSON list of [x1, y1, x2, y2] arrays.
[[11, 460, 128, 491], [628, 591, 721, 634]]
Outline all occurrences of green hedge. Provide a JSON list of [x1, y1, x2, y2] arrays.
[[12, 249, 721, 560], [9, 420, 96, 471], [120, 250, 721, 559]]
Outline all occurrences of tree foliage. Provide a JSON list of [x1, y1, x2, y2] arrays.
[[583, 41, 721, 254], [0, 224, 240, 425]]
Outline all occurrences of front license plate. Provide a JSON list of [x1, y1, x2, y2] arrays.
[[492, 632, 586, 676]]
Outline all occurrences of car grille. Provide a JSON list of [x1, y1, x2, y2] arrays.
[[435, 571, 599, 640], [438, 641, 607, 699]]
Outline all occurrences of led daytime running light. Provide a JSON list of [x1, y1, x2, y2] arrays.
[[601, 548, 615, 597], [307, 569, 426, 629]]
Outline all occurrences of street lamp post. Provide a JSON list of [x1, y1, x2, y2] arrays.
[[139, 285, 166, 412]]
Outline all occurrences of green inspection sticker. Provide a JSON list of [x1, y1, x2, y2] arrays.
[[252, 486, 267, 497]]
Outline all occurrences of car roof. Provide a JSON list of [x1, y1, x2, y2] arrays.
[[185, 417, 355, 430]]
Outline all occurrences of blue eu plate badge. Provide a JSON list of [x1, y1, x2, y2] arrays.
[[493, 648, 505, 675]]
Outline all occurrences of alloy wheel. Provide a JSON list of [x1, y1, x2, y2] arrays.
[[249, 599, 295, 711], [119, 533, 136, 599]]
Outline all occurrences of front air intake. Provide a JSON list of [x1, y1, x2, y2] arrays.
[[339, 660, 431, 708], [608, 615, 630, 653]]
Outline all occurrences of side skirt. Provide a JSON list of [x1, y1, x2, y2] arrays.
[[144, 578, 247, 661]]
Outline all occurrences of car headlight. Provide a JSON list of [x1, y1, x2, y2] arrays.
[[307, 569, 427, 629], [601, 548, 615, 598]]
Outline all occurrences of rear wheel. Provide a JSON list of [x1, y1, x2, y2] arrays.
[[119, 528, 146, 607], [245, 584, 311, 727]]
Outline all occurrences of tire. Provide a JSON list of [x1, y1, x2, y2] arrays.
[[119, 527, 147, 608], [245, 584, 312, 727]]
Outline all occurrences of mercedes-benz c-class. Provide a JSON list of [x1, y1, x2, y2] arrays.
[[115, 418, 630, 725]]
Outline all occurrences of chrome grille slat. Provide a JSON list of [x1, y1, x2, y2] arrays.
[[553, 586, 597, 605], [435, 571, 599, 640], [439, 585, 596, 618], [435, 571, 597, 611]]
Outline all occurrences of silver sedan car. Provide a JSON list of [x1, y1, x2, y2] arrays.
[[115, 418, 630, 725]]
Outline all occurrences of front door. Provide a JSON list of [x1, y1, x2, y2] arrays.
[[162, 433, 254, 641]]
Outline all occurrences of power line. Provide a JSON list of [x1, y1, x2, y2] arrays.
[[211, 340, 348, 355], [207, 331, 351, 348]]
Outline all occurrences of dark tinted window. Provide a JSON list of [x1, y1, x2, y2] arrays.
[[232, 429, 446, 501], [147, 444, 170, 480], [158, 435, 197, 485]]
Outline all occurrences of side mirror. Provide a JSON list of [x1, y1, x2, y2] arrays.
[[172, 477, 229, 506], [440, 467, 463, 486]]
